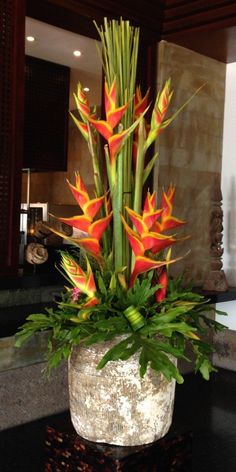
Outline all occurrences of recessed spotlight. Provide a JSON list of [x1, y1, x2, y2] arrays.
[[26, 36, 35, 42], [73, 50, 81, 57], [83, 87, 90, 92]]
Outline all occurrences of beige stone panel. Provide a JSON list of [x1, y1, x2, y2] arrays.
[[156, 137, 222, 174], [157, 40, 225, 85], [168, 110, 224, 138], [171, 88, 225, 121], [154, 41, 226, 286]]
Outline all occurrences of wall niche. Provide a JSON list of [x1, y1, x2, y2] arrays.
[[23, 55, 70, 171]]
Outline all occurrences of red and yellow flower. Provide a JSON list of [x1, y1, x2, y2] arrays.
[[61, 253, 99, 308], [70, 83, 97, 143], [145, 79, 173, 151], [122, 187, 186, 286], [88, 79, 132, 167], [50, 173, 112, 258], [154, 267, 168, 302], [153, 185, 185, 233]]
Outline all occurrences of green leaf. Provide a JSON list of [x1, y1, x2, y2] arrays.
[[195, 357, 217, 381], [118, 339, 141, 360], [126, 274, 157, 307], [142, 152, 158, 185], [97, 274, 107, 295], [139, 348, 148, 377], [150, 340, 189, 360], [94, 316, 129, 333], [14, 330, 35, 347], [96, 335, 135, 369], [138, 338, 184, 384], [47, 347, 67, 371], [214, 308, 228, 316], [150, 353, 184, 384]]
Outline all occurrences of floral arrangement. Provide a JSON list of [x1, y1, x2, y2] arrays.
[[16, 18, 226, 383]]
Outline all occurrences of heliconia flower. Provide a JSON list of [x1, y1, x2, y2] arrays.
[[58, 215, 91, 233], [88, 79, 129, 141], [155, 185, 186, 232], [142, 232, 178, 253], [132, 93, 150, 170], [142, 192, 163, 230], [125, 200, 162, 235], [121, 215, 176, 257], [134, 87, 150, 118], [61, 254, 98, 302], [122, 191, 186, 287], [69, 113, 90, 141], [88, 213, 113, 240], [57, 213, 112, 245], [88, 79, 146, 168], [49, 173, 112, 258], [73, 82, 97, 123], [67, 172, 89, 209], [121, 215, 145, 256], [162, 184, 175, 208], [73, 83, 90, 121], [130, 255, 177, 287], [88, 118, 113, 141], [108, 128, 131, 166], [105, 80, 129, 129], [145, 79, 173, 150], [143, 191, 156, 214], [76, 238, 101, 257], [152, 78, 173, 129], [67, 173, 104, 218], [83, 196, 106, 220], [154, 268, 168, 302], [82, 296, 99, 308], [125, 207, 148, 235]]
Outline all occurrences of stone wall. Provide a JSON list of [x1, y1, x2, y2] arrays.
[[0, 361, 68, 431], [154, 40, 226, 286]]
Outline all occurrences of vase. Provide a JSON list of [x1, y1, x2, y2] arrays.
[[68, 338, 176, 446]]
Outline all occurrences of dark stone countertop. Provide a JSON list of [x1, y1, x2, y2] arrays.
[[0, 369, 235, 471]]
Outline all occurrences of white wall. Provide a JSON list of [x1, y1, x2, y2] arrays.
[[221, 63, 236, 331], [222, 63, 236, 287], [216, 301, 236, 330]]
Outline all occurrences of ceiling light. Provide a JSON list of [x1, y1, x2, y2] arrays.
[[26, 36, 35, 42], [83, 87, 90, 92], [73, 50, 81, 57]]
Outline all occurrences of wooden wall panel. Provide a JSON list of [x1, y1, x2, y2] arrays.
[[26, 0, 164, 41], [163, 1, 236, 63], [0, 0, 25, 276], [164, 0, 236, 34], [24, 56, 70, 171]]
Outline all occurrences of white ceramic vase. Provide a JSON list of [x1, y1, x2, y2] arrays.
[[68, 338, 176, 446]]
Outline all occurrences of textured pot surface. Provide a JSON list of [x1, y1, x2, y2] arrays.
[[68, 339, 176, 446]]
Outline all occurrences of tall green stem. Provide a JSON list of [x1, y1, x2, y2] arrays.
[[95, 18, 140, 275]]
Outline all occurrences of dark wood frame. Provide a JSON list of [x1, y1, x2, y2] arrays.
[[0, 0, 25, 276]]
